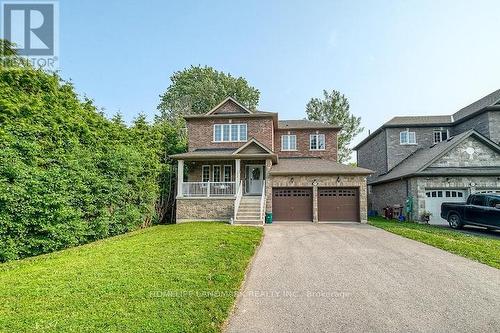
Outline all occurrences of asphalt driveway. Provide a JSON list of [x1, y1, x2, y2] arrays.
[[225, 223, 500, 333]]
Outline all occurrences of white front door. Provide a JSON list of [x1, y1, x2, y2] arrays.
[[424, 189, 468, 225], [246, 165, 264, 194]]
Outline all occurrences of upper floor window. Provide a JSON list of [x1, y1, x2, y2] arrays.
[[400, 129, 416, 145], [433, 128, 448, 143], [213, 123, 247, 142], [281, 135, 297, 151], [310, 134, 326, 150]]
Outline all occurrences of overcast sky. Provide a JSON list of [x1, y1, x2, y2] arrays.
[[60, 0, 500, 147]]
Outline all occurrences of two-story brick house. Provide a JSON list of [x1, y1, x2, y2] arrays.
[[171, 97, 372, 224], [354, 89, 500, 224]]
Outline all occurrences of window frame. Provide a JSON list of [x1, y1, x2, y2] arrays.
[[202, 165, 210, 182], [281, 134, 297, 151], [309, 134, 326, 151], [213, 123, 247, 142], [400, 129, 417, 145], [223, 165, 232, 182], [212, 165, 221, 182], [433, 128, 449, 144]]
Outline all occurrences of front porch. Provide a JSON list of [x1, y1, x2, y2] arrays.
[[177, 159, 269, 198], [171, 139, 277, 224]]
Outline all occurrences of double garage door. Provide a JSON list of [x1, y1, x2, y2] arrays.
[[272, 187, 359, 222]]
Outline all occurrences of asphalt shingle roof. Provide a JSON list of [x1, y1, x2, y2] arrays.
[[385, 115, 452, 126], [278, 120, 341, 129], [453, 89, 500, 121]]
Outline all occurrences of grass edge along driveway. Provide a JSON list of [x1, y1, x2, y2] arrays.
[[0, 222, 263, 333], [369, 217, 499, 269]]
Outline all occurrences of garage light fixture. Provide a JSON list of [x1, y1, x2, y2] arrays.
[[336, 176, 341, 183], [290, 177, 294, 184], [469, 182, 476, 187], [312, 179, 318, 186]]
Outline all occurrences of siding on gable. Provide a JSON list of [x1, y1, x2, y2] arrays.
[[211, 99, 249, 114]]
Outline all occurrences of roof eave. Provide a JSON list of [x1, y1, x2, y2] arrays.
[[184, 113, 277, 120], [170, 153, 278, 163], [269, 171, 371, 176]]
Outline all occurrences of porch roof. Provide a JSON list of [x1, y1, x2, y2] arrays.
[[170, 147, 278, 163]]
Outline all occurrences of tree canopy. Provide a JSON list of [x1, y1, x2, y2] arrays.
[[0, 51, 185, 262], [306, 89, 363, 163], [157, 65, 260, 119]]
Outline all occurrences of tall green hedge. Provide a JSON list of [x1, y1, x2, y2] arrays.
[[0, 68, 179, 262]]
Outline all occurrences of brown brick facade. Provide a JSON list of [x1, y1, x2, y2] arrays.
[[186, 117, 274, 151], [274, 128, 339, 161]]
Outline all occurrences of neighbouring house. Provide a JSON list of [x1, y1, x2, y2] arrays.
[[354, 89, 500, 224], [170, 97, 372, 224]]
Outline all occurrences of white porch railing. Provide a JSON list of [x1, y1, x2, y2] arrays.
[[181, 182, 236, 197], [259, 180, 266, 223], [233, 180, 244, 222]]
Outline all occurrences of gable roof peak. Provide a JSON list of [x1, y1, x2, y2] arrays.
[[233, 138, 274, 155], [205, 97, 254, 115]]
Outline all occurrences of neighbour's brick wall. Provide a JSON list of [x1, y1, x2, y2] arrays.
[[451, 112, 490, 140], [357, 130, 387, 181], [186, 117, 274, 151], [386, 127, 447, 171], [488, 111, 500, 144], [369, 180, 408, 214], [266, 175, 368, 223], [430, 137, 500, 168], [176, 198, 234, 222], [274, 128, 338, 161]]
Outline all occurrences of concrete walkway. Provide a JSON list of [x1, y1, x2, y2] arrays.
[[225, 223, 500, 333]]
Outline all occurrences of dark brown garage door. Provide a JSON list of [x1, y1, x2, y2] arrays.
[[272, 188, 313, 221], [318, 188, 359, 222]]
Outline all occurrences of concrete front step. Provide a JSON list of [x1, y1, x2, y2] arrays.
[[236, 215, 260, 218], [239, 207, 260, 211], [235, 219, 263, 225]]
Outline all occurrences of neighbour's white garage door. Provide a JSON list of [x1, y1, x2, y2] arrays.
[[425, 189, 467, 225]]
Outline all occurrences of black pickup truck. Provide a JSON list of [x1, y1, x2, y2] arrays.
[[441, 193, 500, 230]]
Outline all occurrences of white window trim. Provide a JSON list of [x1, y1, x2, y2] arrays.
[[400, 129, 417, 145], [281, 134, 297, 151], [309, 134, 326, 151], [223, 165, 232, 182], [212, 165, 221, 182], [213, 123, 247, 142], [202, 165, 210, 182], [433, 128, 449, 144]]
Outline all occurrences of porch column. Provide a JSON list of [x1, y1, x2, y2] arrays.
[[235, 159, 241, 193], [177, 159, 184, 197]]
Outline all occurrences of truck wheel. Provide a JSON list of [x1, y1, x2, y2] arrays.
[[448, 214, 463, 229]]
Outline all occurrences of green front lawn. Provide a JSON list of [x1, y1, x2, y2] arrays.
[[0, 223, 263, 333], [369, 217, 500, 269]]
